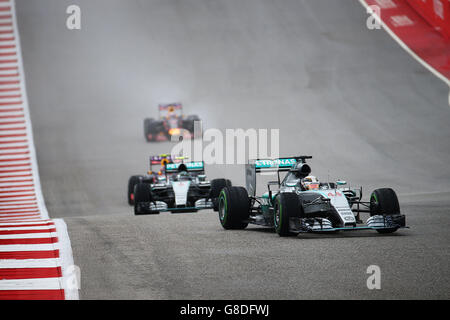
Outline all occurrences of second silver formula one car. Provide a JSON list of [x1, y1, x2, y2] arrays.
[[134, 158, 231, 215]]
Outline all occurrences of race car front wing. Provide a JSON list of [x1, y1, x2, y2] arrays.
[[289, 214, 407, 233], [135, 199, 214, 214]]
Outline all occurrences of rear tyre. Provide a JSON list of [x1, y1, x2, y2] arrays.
[[128, 175, 142, 205], [370, 188, 400, 234], [218, 186, 249, 229], [274, 193, 301, 237], [144, 118, 163, 142], [210, 179, 232, 211], [134, 183, 159, 215], [183, 115, 202, 139]]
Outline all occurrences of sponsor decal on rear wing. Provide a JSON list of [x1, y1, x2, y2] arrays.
[[165, 161, 205, 172], [149, 154, 184, 166], [245, 156, 312, 196], [254, 158, 298, 171], [158, 103, 184, 119], [150, 155, 174, 165], [149, 155, 185, 173], [158, 103, 183, 111]]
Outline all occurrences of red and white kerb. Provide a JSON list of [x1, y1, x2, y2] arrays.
[[0, 0, 77, 300]]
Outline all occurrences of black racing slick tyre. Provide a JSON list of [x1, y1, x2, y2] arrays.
[[218, 186, 249, 230], [369, 188, 400, 216], [144, 118, 154, 141], [134, 183, 159, 215], [274, 193, 301, 237], [370, 188, 400, 234], [128, 175, 142, 205], [210, 179, 232, 211], [144, 118, 163, 142]]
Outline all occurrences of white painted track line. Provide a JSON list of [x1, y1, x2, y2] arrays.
[[0, 258, 60, 268], [0, 243, 59, 252], [0, 278, 63, 290]]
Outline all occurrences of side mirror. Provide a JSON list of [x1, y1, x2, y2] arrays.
[[198, 174, 206, 181], [267, 181, 279, 205], [336, 180, 347, 186]]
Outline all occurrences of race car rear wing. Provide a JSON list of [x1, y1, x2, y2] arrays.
[[149, 154, 182, 173], [158, 103, 182, 111], [245, 156, 312, 196], [150, 154, 176, 166], [165, 161, 205, 173], [158, 103, 183, 119]]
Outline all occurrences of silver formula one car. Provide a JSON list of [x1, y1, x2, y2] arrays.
[[134, 158, 231, 215], [217, 156, 407, 237]]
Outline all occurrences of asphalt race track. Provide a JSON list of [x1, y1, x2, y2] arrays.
[[16, 0, 450, 299]]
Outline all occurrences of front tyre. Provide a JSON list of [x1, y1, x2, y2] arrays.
[[134, 183, 159, 215], [274, 193, 300, 237], [210, 179, 232, 211], [370, 188, 400, 234], [128, 175, 142, 205], [218, 186, 249, 229]]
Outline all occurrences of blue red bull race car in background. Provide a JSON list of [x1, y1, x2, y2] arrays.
[[217, 156, 407, 237], [127, 154, 174, 205], [143, 103, 202, 142]]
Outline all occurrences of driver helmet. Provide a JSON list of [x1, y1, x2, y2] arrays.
[[177, 171, 190, 181], [302, 175, 319, 190], [167, 105, 176, 117]]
